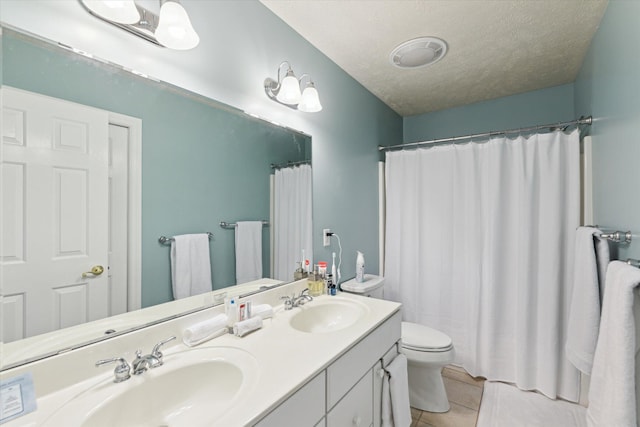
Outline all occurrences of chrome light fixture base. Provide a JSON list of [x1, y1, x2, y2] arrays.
[[264, 62, 323, 113], [79, 0, 199, 50]]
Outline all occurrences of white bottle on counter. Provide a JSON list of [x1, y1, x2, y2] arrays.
[[355, 251, 365, 283]]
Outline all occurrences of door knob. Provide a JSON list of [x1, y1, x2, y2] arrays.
[[82, 265, 105, 278]]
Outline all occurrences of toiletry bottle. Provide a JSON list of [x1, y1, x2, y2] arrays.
[[356, 251, 365, 283], [325, 274, 333, 295], [318, 261, 327, 295], [294, 262, 305, 280], [226, 297, 238, 326]]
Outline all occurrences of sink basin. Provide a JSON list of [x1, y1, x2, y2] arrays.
[[289, 297, 369, 333], [43, 347, 259, 427]]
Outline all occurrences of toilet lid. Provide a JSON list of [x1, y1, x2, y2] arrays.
[[401, 322, 453, 351]]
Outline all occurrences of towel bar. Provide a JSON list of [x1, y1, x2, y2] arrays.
[[583, 225, 638, 244], [626, 259, 640, 268], [158, 232, 214, 245], [219, 221, 269, 229]]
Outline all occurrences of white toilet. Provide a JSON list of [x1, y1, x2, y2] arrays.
[[341, 274, 455, 413]]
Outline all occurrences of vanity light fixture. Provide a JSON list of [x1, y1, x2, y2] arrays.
[[79, 0, 200, 50], [81, 0, 140, 24], [264, 62, 323, 112]]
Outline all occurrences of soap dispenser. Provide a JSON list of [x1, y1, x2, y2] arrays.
[[294, 262, 305, 280], [308, 264, 324, 297]]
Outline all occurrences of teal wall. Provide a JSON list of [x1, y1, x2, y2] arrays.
[[3, 32, 311, 307], [574, 0, 640, 260], [403, 83, 575, 143], [2, 0, 402, 303]]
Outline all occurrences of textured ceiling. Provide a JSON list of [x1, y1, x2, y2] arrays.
[[260, 0, 609, 117]]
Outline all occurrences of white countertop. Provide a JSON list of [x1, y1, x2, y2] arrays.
[[1, 283, 401, 426]]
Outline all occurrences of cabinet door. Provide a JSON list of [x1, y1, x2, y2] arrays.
[[255, 372, 325, 427], [327, 310, 401, 409], [327, 370, 373, 427]]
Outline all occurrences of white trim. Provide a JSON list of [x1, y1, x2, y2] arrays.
[[270, 174, 275, 278], [378, 161, 385, 277], [108, 112, 142, 311]]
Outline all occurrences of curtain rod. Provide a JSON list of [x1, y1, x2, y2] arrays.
[[379, 115, 593, 152], [270, 159, 310, 170]]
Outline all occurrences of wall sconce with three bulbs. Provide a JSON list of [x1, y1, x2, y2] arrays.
[[264, 62, 323, 113], [80, 0, 199, 50]]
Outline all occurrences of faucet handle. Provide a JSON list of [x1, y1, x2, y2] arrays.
[[151, 336, 176, 361], [96, 357, 131, 383], [280, 295, 294, 310]]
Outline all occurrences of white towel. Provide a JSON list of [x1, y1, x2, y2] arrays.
[[170, 234, 212, 300], [235, 221, 263, 284], [566, 226, 610, 374], [382, 354, 412, 427], [587, 261, 640, 427], [233, 316, 263, 337], [251, 304, 274, 320], [182, 314, 228, 347]]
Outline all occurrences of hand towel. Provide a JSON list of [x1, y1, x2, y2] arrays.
[[233, 316, 263, 337], [382, 353, 412, 427], [251, 304, 274, 320], [170, 233, 212, 300], [182, 314, 229, 347], [587, 261, 640, 427], [235, 221, 263, 284], [566, 226, 610, 374], [382, 369, 392, 427]]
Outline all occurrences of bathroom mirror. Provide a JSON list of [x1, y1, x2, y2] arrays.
[[0, 27, 312, 369]]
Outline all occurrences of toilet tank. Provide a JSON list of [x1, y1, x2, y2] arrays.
[[340, 275, 385, 298]]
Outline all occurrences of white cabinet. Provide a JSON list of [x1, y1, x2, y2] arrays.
[[327, 311, 400, 409], [255, 372, 326, 427], [254, 310, 401, 427], [327, 370, 373, 427]]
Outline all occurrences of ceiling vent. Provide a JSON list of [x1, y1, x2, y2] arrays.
[[389, 36, 448, 69]]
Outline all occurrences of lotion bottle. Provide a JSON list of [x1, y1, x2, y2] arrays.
[[355, 251, 365, 283]]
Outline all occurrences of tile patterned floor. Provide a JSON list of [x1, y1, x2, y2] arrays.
[[411, 366, 486, 427]]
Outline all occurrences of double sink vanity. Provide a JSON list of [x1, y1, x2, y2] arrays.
[[1, 280, 401, 426]]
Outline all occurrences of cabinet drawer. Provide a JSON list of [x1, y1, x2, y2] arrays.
[[327, 369, 373, 427], [327, 310, 401, 409], [255, 372, 325, 427]]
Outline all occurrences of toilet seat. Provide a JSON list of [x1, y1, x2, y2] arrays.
[[401, 321, 453, 352]]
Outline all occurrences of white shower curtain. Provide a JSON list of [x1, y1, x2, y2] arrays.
[[385, 129, 581, 401], [273, 164, 313, 282]]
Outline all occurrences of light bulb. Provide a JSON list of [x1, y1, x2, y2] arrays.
[[155, 0, 200, 50], [81, 0, 140, 24], [276, 71, 302, 105], [298, 83, 322, 112]]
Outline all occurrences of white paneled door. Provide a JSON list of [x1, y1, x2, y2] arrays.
[[1, 87, 110, 342]]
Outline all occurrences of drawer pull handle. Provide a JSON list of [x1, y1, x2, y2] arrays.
[[352, 415, 362, 426]]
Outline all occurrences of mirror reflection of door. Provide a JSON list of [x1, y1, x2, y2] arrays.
[[1, 87, 134, 342]]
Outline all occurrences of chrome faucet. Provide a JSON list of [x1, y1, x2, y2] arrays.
[[281, 289, 314, 310], [95, 357, 131, 383], [95, 336, 176, 382], [132, 336, 176, 375]]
